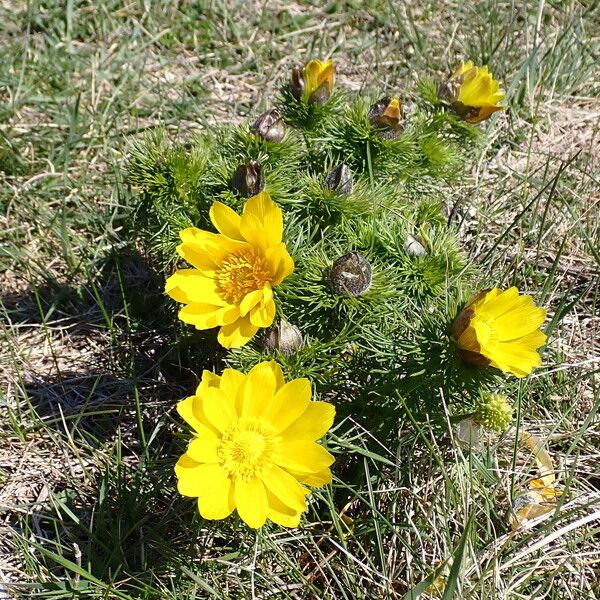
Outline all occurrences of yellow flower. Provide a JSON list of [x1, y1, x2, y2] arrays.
[[453, 287, 547, 377], [440, 60, 506, 123], [368, 96, 405, 139], [291, 59, 335, 105], [175, 361, 336, 529], [165, 192, 294, 349]]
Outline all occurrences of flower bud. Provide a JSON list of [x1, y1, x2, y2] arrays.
[[263, 319, 304, 357], [368, 96, 405, 140], [453, 287, 546, 377], [328, 251, 372, 297], [474, 394, 513, 432], [231, 160, 265, 198], [438, 61, 506, 124], [404, 234, 427, 257], [250, 108, 286, 143], [290, 66, 304, 101], [324, 164, 353, 195], [290, 59, 335, 105]]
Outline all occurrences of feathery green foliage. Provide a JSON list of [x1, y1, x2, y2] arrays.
[[127, 70, 505, 434]]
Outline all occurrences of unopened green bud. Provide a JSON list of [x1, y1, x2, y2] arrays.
[[231, 160, 265, 198], [328, 251, 372, 297], [474, 394, 513, 432]]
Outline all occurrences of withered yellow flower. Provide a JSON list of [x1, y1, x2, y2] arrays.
[[440, 60, 506, 123], [175, 361, 335, 528], [453, 287, 546, 377], [509, 432, 561, 529], [291, 59, 335, 105], [165, 192, 294, 349]]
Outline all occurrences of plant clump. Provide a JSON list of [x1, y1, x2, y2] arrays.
[[128, 58, 546, 529]]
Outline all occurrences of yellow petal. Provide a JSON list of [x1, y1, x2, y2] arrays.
[[178, 303, 240, 330], [319, 60, 335, 92], [234, 478, 268, 528], [249, 298, 276, 327], [270, 361, 285, 392], [178, 228, 246, 270], [241, 361, 278, 417], [304, 59, 324, 94], [209, 201, 244, 241], [175, 456, 201, 497], [262, 464, 307, 513], [201, 386, 238, 433], [264, 378, 312, 432], [240, 192, 283, 248], [218, 367, 247, 412], [217, 315, 260, 349], [482, 287, 520, 317], [280, 401, 336, 441], [266, 488, 303, 528], [196, 370, 221, 394], [452, 60, 473, 78], [196, 465, 235, 520], [187, 437, 220, 463], [483, 342, 542, 377], [266, 244, 295, 285], [176, 455, 227, 498], [494, 304, 546, 341], [274, 441, 334, 474], [459, 68, 501, 107], [239, 289, 264, 317], [518, 328, 547, 350], [165, 270, 225, 306], [262, 283, 273, 306], [288, 468, 332, 488], [238, 212, 265, 251], [457, 324, 480, 353], [176, 396, 220, 438]]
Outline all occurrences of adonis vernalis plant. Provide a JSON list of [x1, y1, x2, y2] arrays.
[[128, 57, 550, 529]]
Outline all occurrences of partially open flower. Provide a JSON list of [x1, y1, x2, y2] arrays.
[[251, 108, 286, 143], [165, 192, 294, 349], [290, 59, 335, 105], [324, 163, 353, 195], [439, 61, 506, 123], [328, 252, 372, 297], [368, 96, 405, 139], [474, 393, 513, 432], [264, 319, 304, 357], [175, 361, 335, 528], [453, 287, 546, 378], [231, 160, 265, 197]]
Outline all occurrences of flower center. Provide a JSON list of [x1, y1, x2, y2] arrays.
[[218, 418, 277, 481], [216, 248, 271, 305]]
